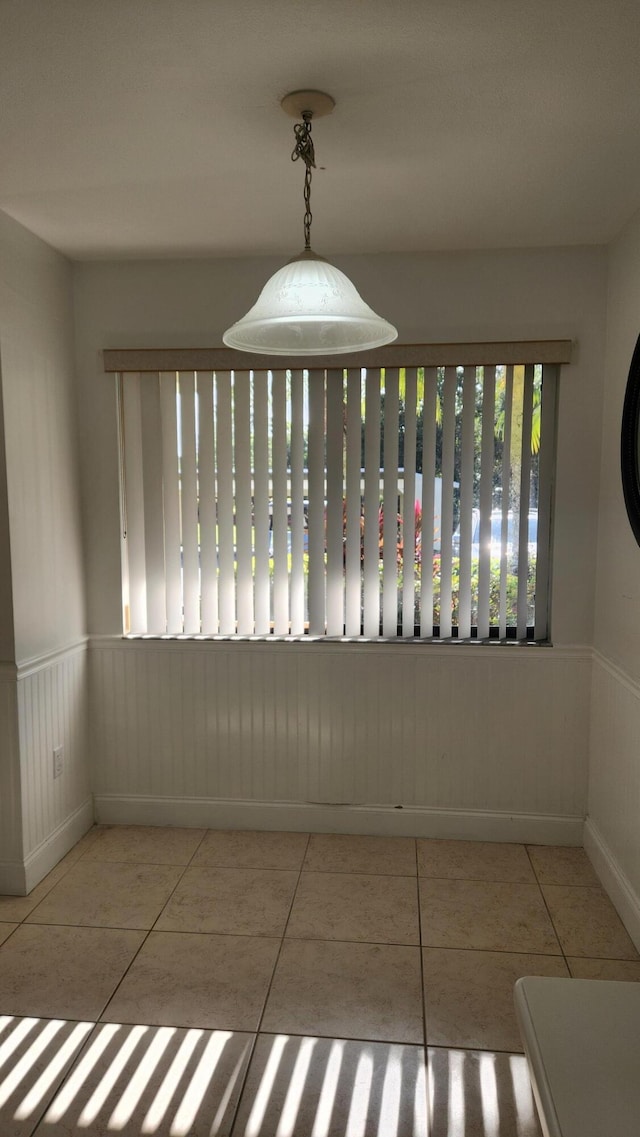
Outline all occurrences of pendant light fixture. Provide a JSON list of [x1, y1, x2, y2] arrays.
[[223, 90, 397, 356]]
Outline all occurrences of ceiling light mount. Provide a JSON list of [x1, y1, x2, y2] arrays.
[[222, 89, 397, 356], [280, 89, 336, 120]]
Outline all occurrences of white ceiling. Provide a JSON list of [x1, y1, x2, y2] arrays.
[[2, 0, 640, 260]]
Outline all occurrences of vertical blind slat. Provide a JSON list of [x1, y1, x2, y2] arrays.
[[477, 364, 496, 639], [122, 373, 147, 634], [272, 369, 289, 634], [363, 370, 381, 637], [140, 374, 166, 633], [234, 372, 253, 634], [382, 367, 400, 637], [326, 369, 345, 636], [439, 366, 457, 639], [458, 366, 476, 638], [216, 370, 235, 634], [402, 368, 417, 637], [160, 372, 184, 634], [345, 368, 362, 636], [179, 371, 200, 634], [535, 364, 557, 641], [499, 366, 514, 639], [308, 372, 325, 634], [253, 370, 270, 635], [289, 369, 305, 635], [420, 368, 437, 637], [197, 372, 218, 634], [517, 363, 534, 639], [116, 375, 130, 632]]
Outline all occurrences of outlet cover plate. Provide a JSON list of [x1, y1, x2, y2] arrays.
[[53, 746, 63, 778]]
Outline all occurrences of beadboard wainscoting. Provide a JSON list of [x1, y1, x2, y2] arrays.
[[0, 664, 22, 893], [91, 637, 591, 844], [12, 640, 92, 893], [586, 651, 640, 950]]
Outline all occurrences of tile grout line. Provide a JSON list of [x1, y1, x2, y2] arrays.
[[253, 833, 312, 1035], [0, 1010, 528, 1056], [415, 839, 430, 1042], [91, 847, 202, 1025], [225, 832, 313, 1137], [3, 919, 581, 956], [416, 842, 436, 1134], [229, 1027, 523, 1056], [524, 845, 572, 975]]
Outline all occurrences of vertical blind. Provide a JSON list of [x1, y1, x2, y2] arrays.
[[116, 355, 560, 641]]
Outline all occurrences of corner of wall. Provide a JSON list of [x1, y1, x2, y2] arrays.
[[0, 208, 93, 894]]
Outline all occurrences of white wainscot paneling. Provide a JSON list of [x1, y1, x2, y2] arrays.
[[91, 639, 591, 844], [586, 652, 640, 950], [0, 666, 22, 891], [16, 641, 93, 892]]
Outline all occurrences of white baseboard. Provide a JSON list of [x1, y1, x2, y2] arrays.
[[18, 797, 95, 896], [94, 795, 584, 845], [0, 860, 28, 896], [584, 817, 640, 953]]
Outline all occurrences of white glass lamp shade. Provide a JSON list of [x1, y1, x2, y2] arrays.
[[223, 249, 397, 356]]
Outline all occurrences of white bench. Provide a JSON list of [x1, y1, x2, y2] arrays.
[[514, 976, 640, 1137]]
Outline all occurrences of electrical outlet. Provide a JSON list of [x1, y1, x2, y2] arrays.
[[53, 745, 64, 779]]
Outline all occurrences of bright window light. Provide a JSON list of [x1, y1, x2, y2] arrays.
[[479, 1052, 500, 1137], [14, 1022, 92, 1121], [78, 1025, 148, 1127], [447, 1050, 465, 1137], [377, 1046, 403, 1137], [169, 1030, 231, 1136], [0, 1018, 39, 1074], [141, 1029, 202, 1134], [276, 1037, 316, 1137], [107, 1027, 175, 1131], [310, 1040, 345, 1137], [245, 1035, 288, 1137], [43, 1023, 121, 1124], [345, 1050, 374, 1137], [0, 1019, 64, 1108]]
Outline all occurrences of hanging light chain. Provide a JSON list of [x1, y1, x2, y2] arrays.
[[292, 111, 315, 250]]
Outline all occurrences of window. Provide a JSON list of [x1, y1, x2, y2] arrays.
[[109, 342, 569, 642]]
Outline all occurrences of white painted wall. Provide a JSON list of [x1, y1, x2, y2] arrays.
[[0, 210, 86, 664], [593, 211, 640, 674], [75, 247, 607, 835], [0, 210, 91, 891], [587, 206, 640, 940]]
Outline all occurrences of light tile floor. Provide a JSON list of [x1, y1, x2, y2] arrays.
[[0, 828, 639, 1136]]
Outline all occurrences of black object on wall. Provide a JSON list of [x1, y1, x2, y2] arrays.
[[621, 333, 640, 546]]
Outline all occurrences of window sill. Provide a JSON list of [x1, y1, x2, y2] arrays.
[[87, 634, 573, 662]]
